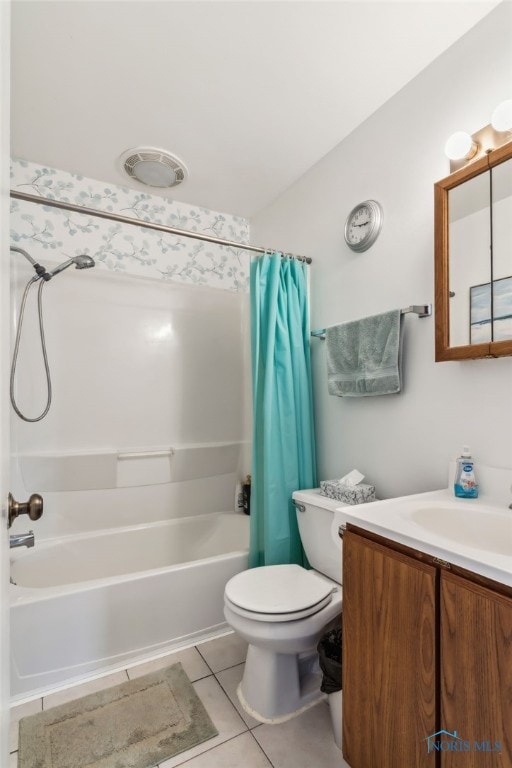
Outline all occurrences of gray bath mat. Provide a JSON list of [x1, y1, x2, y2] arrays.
[[18, 662, 218, 768]]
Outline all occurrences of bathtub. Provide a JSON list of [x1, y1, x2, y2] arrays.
[[10, 511, 249, 701]]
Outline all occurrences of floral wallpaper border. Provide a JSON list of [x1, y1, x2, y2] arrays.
[[10, 158, 250, 292]]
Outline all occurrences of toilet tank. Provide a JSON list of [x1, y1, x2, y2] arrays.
[[292, 488, 347, 584]]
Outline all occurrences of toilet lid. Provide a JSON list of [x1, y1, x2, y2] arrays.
[[225, 564, 335, 615]]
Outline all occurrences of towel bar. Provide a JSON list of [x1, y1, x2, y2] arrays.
[[311, 304, 432, 339]]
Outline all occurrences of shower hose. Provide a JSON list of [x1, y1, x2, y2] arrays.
[[10, 276, 52, 422]]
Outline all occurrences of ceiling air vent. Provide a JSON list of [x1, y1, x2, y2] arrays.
[[119, 147, 188, 188]]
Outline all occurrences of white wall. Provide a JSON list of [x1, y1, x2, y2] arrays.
[[252, 3, 512, 499]]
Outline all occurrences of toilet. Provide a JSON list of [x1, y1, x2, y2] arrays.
[[224, 488, 346, 724]]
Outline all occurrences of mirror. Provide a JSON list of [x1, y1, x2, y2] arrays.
[[491, 155, 512, 342], [448, 171, 491, 348], [435, 139, 512, 361]]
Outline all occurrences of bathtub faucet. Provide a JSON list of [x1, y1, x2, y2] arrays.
[[10, 530, 35, 549]]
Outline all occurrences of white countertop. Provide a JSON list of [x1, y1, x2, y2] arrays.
[[337, 487, 512, 588]]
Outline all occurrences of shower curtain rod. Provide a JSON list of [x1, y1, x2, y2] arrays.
[[10, 190, 313, 264]]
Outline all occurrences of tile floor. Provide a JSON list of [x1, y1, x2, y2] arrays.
[[10, 632, 350, 767]]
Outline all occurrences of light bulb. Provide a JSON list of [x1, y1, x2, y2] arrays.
[[444, 132, 478, 161], [491, 100, 512, 132]]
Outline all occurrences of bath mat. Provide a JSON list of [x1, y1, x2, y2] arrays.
[[17, 662, 218, 768]]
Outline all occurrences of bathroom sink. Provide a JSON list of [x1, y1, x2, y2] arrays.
[[339, 478, 512, 587], [407, 501, 512, 556]]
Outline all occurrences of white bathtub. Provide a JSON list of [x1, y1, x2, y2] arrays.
[[10, 512, 249, 701]]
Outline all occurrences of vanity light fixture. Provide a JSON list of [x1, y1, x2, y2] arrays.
[[444, 131, 478, 162], [444, 98, 512, 172], [491, 99, 512, 133]]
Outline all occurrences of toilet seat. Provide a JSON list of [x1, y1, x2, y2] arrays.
[[224, 593, 334, 622], [225, 564, 336, 623]]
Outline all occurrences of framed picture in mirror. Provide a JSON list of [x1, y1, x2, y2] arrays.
[[470, 275, 512, 344]]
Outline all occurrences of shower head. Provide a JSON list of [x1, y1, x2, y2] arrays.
[[72, 255, 95, 270], [47, 255, 95, 278]]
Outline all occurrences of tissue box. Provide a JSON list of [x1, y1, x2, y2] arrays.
[[320, 479, 376, 505]]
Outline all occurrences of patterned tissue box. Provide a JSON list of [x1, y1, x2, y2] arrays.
[[320, 480, 376, 505]]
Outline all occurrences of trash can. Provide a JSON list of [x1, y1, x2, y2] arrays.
[[317, 622, 342, 750]]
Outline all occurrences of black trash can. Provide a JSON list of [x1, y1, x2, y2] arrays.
[[318, 624, 342, 693], [317, 622, 342, 749]]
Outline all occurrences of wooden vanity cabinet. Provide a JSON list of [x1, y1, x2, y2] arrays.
[[342, 529, 436, 768], [342, 527, 512, 768], [441, 572, 512, 768]]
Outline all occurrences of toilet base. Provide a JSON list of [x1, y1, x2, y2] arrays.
[[237, 681, 326, 724], [237, 644, 325, 723]]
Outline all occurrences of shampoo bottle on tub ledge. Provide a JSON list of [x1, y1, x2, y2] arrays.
[[454, 446, 479, 498], [242, 475, 251, 515]]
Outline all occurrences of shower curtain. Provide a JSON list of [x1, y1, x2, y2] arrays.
[[249, 253, 316, 567]]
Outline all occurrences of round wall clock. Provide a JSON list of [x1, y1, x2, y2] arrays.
[[344, 200, 383, 252]]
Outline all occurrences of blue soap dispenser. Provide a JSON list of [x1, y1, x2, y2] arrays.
[[454, 446, 479, 498]]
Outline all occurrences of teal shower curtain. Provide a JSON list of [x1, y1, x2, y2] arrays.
[[249, 253, 317, 568]]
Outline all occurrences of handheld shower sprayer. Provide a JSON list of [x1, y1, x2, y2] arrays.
[[47, 254, 95, 278], [10, 246, 95, 281], [9, 246, 96, 422]]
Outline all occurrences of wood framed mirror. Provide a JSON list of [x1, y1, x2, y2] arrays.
[[434, 139, 512, 361]]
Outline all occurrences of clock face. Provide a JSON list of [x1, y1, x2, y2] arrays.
[[344, 200, 383, 252], [346, 204, 372, 245]]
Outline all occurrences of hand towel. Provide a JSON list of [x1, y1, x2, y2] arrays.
[[326, 309, 402, 396]]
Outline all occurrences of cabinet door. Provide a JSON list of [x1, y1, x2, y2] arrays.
[[441, 571, 512, 766], [342, 530, 437, 768]]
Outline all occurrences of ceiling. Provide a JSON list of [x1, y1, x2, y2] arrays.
[[11, 1, 500, 219]]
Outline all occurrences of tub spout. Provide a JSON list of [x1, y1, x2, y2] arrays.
[[10, 530, 35, 549]]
